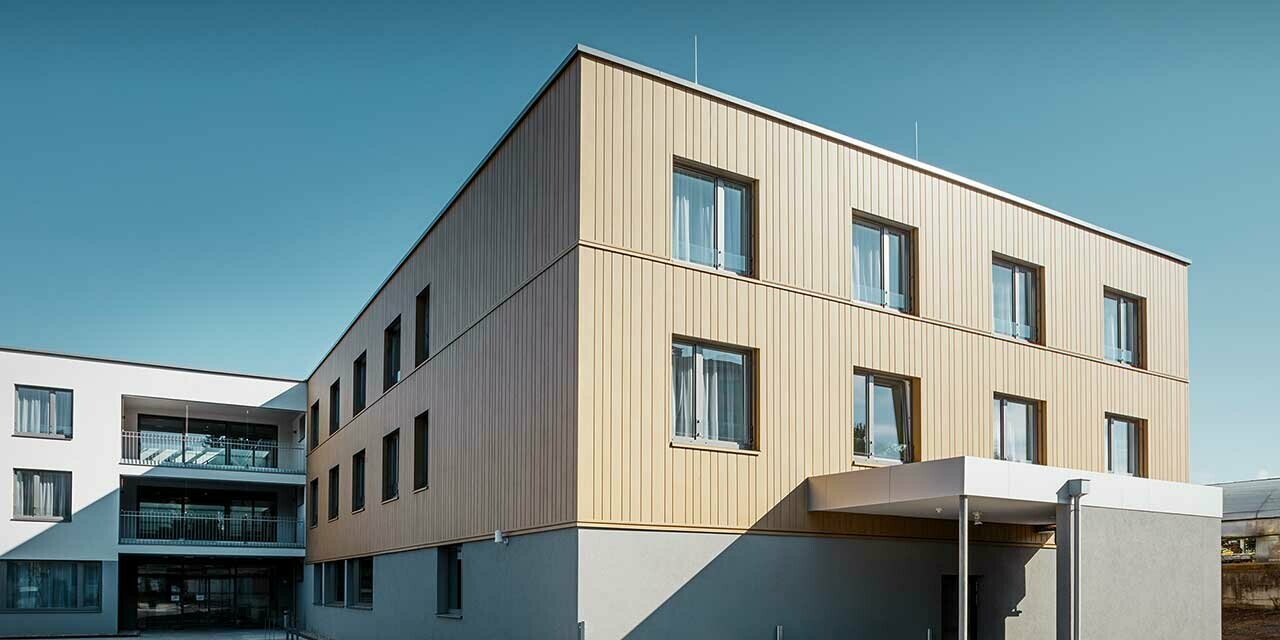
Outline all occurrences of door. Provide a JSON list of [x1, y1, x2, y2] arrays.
[[941, 575, 981, 640]]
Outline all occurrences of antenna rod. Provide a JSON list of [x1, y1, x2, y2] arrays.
[[914, 121, 919, 160], [694, 35, 699, 84]]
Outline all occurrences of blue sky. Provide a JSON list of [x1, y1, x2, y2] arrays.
[[1, 1, 1275, 483]]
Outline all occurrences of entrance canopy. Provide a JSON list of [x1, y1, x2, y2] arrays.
[[808, 456, 1220, 525]]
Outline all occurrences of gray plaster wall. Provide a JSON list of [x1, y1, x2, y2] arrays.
[[301, 528, 578, 640], [577, 528, 1056, 640], [0, 560, 118, 639]]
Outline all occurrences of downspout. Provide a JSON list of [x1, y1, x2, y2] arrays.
[[1065, 479, 1090, 640]]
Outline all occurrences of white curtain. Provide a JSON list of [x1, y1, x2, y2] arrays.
[[700, 350, 748, 446], [5, 561, 79, 609], [852, 223, 882, 303], [673, 171, 715, 265], [15, 387, 48, 435], [14, 470, 69, 519], [671, 346, 695, 438]]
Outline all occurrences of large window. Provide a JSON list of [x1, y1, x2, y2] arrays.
[[384, 316, 402, 391], [413, 411, 429, 491], [323, 561, 345, 606], [993, 396, 1039, 464], [1104, 291, 1142, 366], [351, 450, 366, 512], [308, 479, 319, 527], [309, 401, 320, 450], [1106, 415, 1142, 476], [672, 166, 751, 275], [671, 341, 752, 449], [13, 469, 71, 521], [852, 217, 911, 311], [312, 564, 323, 604], [352, 352, 368, 415], [415, 286, 431, 367], [437, 545, 462, 615], [0, 561, 101, 610], [14, 385, 73, 438], [382, 429, 400, 502], [853, 371, 912, 462], [351, 557, 373, 608], [992, 258, 1039, 342], [329, 379, 341, 435]]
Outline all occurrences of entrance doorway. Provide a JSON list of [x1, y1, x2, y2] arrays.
[[941, 574, 981, 640], [121, 557, 295, 630]]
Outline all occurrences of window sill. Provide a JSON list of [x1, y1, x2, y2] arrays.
[[436, 612, 463, 620], [670, 440, 759, 456], [11, 516, 68, 523], [327, 516, 339, 523], [351, 507, 365, 515], [381, 496, 400, 505], [323, 603, 345, 608], [11, 432, 72, 441], [849, 298, 912, 316], [348, 604, 373, 610], [672, 258, 755, 281], [412, 485, 430, 494], [851, 456, 903, 468], [992, 331, 1040, 346]]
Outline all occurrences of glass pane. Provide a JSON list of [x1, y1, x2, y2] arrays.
[[992, 398, 1002, 459], [885, 230, 907, 310], [871, 381, 908, 461], [853, 374, 869, 455], [992, 263, 1014, 335], [51, 390, 72, 436], [672, 171, 717, 267], [1110, 419, 1133, 474], [671, 344, 696, 439], [82, 563, 100, 608], [1003, 400, 1033, 463], [853, 223, 883, 304], [1122, 298, 1138, 364], [1016, 268, 1037, 340], [1104, 296, 1120, 359], [15, 387, 51, 435], [721, 181, 750, 274], [699, 346, 749, 446]]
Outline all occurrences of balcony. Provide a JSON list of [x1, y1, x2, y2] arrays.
[[121, 431, 305, 474], [119, 511, 304, 548]]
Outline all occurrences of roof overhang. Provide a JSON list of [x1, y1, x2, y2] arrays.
[[808, 456, 1221, 526]]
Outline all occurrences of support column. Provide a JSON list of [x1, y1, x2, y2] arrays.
[[958, 494, 969, 640]]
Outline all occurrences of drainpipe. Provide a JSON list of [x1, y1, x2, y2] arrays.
[[1064, 479, 1090, 640], [958, 494, 969, 640]]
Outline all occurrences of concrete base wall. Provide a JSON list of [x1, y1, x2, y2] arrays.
[[0, 561, 118, 639], [1223, 563, 1280, 608]]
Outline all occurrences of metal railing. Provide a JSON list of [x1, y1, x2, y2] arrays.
[[119, 511, 304, 548], [121, 430, 305, 474]]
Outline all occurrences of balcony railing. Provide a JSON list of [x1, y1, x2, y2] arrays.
[[119, 511, 304, 548], [121, 431, 304, 474]]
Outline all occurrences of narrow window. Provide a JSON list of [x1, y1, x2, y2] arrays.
[[437, 544, 463, 615], [413, 411, 429, 491], [993, 395, 1040, 463], [352, 352, 368, 415], [992, 258, 1040, 342], [13, 469, 71, 521], [351, 450, 366, 511], [853, 371, 912, 462], [1106, 415, 1142, 476], [671, 341, 752, 449], [1104, 291, 1143, 366], [415, 286, 431, 367], [0, 561, 101, 610], [352, 557, 373, 607], [329, 379, 341, 435], [309, 401, 320, 450], [851, 217, 912, 311], [382, 429, 400, 501], [324, 561, 345, 606], [14, 385, 73, 438], [672, 166, 752, 275], [384, 316, 402, 391], [308, 479, 319, 527], [327, 466, 340, 520], [312, 564, 323, 604], [297, 413, 306, 444]]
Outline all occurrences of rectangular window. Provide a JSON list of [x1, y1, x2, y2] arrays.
[[0, 560, 101, 610], [384, 316, 402, 390], [312, 564, 323, 605], [993, 396, 1040, 464], [352, 352, 368, 415], [415, 286, 431, 367], [671, 341, 752, 449], [13, 469, 71, 521], [297, 413, 306, 444], [852, 217, 911, 311], [672, 166, 751, 275], [309, 401, 320, 450], [329, 379, 341, 435], [1106, 415, 1141, 476], [308, 479, 319, 527], [413, 411, 429, 491], [1104, 291, 1142, 366], [351, 450, 366, 512], [437, 545, 462, 614], [382, 430, 399, 502], [351, 557, 373, 607], [324, 561, 345, 606], [992, 258, 1039, 342], [14, 385, 73, 438], [853, 372, 912, 462], [327, 466, 340, 520]]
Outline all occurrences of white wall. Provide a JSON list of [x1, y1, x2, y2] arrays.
[[0, 348, 304, 562]]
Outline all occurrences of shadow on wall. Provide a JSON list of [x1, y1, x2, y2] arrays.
[[595, 483, 1048, 640]]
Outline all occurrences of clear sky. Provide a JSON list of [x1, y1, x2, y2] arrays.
[[1, 1, 1276, 484]]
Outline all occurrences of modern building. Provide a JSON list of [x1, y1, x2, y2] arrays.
[[1214, 477, 1280, 608], [2, 44, 1222, 640]]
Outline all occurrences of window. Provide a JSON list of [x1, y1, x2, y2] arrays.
[[853, 372, 912, 462], [1106, 415, 1142, 476], [297, 413, 306, 444], [323, 561, 345, 606], [672, 166, 751, 275], [352, 450, 366, 511], [415, 286, 431, 367], [14, 385, 73, 438], [351, 557, 373, 607], [382, 429, 399, 501], [308, 479, 319, 527], [1104, 291, 1142, 366], [852, 217, 911, 311], [993, 396, 1040, 464], [312, 564, 323, 604], [671, 341, 752, 449], [413, 411, 429, 491], [13, 469, 71, 521], [329, 379, 341, 435], [437, 545, 462, 615], [0, 561, 101, 610], [352, 352, 368, 415], [309, 401, 320, 450], [384, 316, 402, 391], [992, 258, 1039, 342], [327, 466, 340, 520]]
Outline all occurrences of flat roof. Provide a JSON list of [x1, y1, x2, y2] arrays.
[[0, 344, 302, 384], [1211, 477, 1280, 522]]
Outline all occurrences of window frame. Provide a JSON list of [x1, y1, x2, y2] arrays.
[[352, 352, 368, 415], [0, 560, 102, 612], [671, 163, 754, 276], [852, 370, 914, 463], [308, 478, 319, 528], [323, 561, 345, 606], [12, 468, 72, 522], [1105, 414, 1144, 476], [382, 429, 400, 502], [351, 450, 366, 512], [327, 465, 340, 521], [415, 286, 431, 367], [413, 411, 429, 491], [384, 316, 402, 391], [436, 544, 463, 616], [349, 556, 373, 608], [312, 564, 323, 605], [991, 256, 1042, 343], [850, 214, 914, 313], [309, 401, 320, 450], [670, 339, 755, 451], [992, 394, 1042, 464], [1103, 289, 1144, 367], [328, 379, 341, 436], [13, 385, 74, 439]]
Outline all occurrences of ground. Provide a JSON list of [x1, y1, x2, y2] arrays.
[[1225, 607, 1280, 640]]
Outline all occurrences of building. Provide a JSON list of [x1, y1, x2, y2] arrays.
[[2, 44, 1221, 640], [1214, 477, 1280, 608], [0, 347, 307, 636]]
